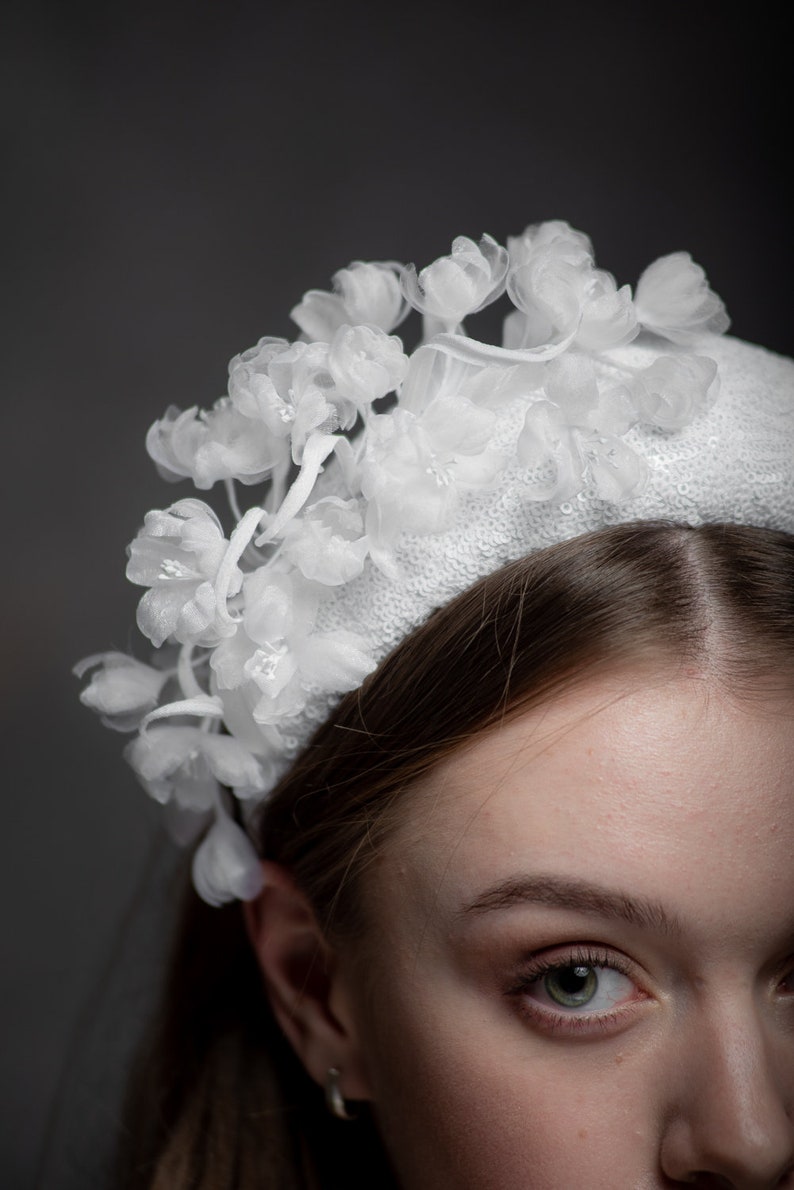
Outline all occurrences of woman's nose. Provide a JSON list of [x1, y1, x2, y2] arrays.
[[659, 1008, 794, 1187]]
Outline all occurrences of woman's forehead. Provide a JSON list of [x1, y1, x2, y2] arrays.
[[372, 674, 794, 941]]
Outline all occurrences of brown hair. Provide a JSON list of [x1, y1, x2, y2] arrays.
[[116, 521, 794, 1189]]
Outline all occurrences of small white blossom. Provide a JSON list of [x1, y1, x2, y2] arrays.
[[575, 271, 638, 351], [192, 803, 265, 906], [361, 399, 504, 542], [226, 336, 292, 423], [517, 401, 585, 502], [125, 725, 266, 810], [328, 323, 409, 406], [146, 399, 287, 489], [291, 261, 408, 341], [211, 568, 375, 725], [634, 252, 730, 344], [400, 234, 509, 328], [518, 356, 646, 503], [75, 652, 169, 731], [333, 262, 408, 331], [261, 340, 357, 462], [632, 354, 719, 430], [584, 433, 648, 503], [126, 499, 241, 648], [507, 220, 594, 270], [281, 497, 369, 585], [506, 225, 637, 353]]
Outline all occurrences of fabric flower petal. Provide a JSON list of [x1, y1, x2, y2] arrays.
[[192, 807, 265, 906], [635, 252, 730, 344]]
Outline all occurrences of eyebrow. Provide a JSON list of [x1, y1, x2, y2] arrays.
[[461, 874, 683, 937]]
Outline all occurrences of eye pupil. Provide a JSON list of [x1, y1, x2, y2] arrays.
[[545, 964, 598, 1007]]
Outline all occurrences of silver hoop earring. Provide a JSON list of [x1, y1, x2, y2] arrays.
[[325, 1065, 356, 1120]]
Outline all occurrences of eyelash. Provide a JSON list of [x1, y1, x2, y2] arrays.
[[506, 945, 648, 1037]]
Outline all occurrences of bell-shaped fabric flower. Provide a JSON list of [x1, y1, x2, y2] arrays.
[[127, 499, 242, 648], [260, 341, 357, 462], [328, 324, 409, 407], [291, 261, 408, 341], [75, 652, 169, 731], [575, 271, 638, 351], [507, 220, 594, 271], [518, 356, 646, 504], [400, 234, 509, 329], [226, 336, 292, 425], [211, 568, 375, 726], [507, 223, 637, 354], [125, 724, 266, 810], [517, 400, 586, 502], [281, 497, 369, 585], [192, 803, 265, 906], [146, 399, 287, 489], [361, 399, 504, 544], [290, 289, 350, 342], [583, 433, 648, 503], [333, 261, 409, 331], [634, 252, 730, 344], [632, 353, 719, 430]]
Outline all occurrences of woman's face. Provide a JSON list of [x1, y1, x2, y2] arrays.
[[347, 674, 794, 1188]]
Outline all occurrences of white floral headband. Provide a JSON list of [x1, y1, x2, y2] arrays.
[[76, 220, 794, 906]]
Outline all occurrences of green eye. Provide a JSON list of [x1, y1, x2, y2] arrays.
[[544, 965, 598, 1008]]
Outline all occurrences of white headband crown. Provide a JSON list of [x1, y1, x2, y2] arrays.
[[76, 220, 794, 905]]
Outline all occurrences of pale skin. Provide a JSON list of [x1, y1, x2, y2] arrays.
[[248, 671, 794, 1187]]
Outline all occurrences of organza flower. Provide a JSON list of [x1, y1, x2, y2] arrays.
[[126, 499, 242, 648], [575, 271, 638, 351], [281, 497, 369, 585], [74, 652, 169, 731], [226, 335, 291, 423], [192, 803, 265, 906], [631, 354, 719, 430], [517, 400, 585, 502], [291, 261, 408, 340], [507, 220, 594, 270], [210, 568, 375, 725], [360, 399, 504, 543], [518, 356, 646, 503], [506, 224, 637, 353], [259, 340, 358, 462], [125, 724, 266, 809], [634, 252, 730, 344], [328, 324, 409, 406], [400, 234, 509, 329], [146, 399, 287, 489]]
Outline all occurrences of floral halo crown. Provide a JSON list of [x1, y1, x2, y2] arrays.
[[76, 220, 794, 906]]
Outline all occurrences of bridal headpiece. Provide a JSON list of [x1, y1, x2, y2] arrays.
[[76, 221, 794, 905]]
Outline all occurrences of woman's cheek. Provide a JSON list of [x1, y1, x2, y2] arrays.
[[361, 979, 655, 1190]]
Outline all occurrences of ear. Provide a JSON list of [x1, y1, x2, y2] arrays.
[[243, 861, 372, 1102]]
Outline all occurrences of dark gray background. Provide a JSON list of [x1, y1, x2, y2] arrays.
[[2, 1, 791, 1186]]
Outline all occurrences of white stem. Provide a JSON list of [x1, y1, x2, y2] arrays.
[[255, 433, 337, 547], [141, 695, 224, 732], [224, 478, 244, 523], [177, 644, 205, 700]]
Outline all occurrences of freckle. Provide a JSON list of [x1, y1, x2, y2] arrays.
[[578, 1128, 588, 1140]]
